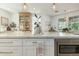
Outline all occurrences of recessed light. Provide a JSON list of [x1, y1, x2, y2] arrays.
[[33, 8, 36, 10]]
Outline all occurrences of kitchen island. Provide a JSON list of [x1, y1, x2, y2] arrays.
[[0, 31, 78, 56], [0, 31, 78, 39]]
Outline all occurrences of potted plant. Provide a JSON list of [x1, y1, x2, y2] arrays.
[[10, 22, 16, 31]]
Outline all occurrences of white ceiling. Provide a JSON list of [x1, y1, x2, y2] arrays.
[[0, 3, 79, 16]]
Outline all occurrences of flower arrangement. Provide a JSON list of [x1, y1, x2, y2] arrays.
[[34, 14, 42, 34], [34, 14, 41, 27], [10, 22, 16, 28]]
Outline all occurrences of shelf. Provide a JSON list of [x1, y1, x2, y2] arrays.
[[19, 12, 32, 31]]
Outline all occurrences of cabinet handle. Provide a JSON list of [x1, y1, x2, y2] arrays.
[[0, 51, 13, 54], [0, 42, 13, 43], [32, 42, 37, 43]]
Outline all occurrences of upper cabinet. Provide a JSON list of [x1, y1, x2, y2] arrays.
[[19, 12, 32, 32]]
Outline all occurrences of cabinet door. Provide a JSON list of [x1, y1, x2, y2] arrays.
[[0, 39, 22, 47], [23, 39, 47, 56], [0, 47, 22, 56], [44, 39, 54, 56], [23, 39, 37, 56], [23, 39, 54, 56]]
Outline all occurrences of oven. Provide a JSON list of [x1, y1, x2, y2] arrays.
[[56, 39, 79, 56]]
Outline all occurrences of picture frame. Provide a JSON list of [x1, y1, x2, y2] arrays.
[[1, 16, 9, 26]]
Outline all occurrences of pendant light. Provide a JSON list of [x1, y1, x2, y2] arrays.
[[23, 3, 28, 12], [52, 3, 56, 11], [52, 3, 58, 13]]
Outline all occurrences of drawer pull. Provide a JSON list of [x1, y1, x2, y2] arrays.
[[32, 42, 37, 43], [0, 42, 13, 43], [0, 51, 13, 54]]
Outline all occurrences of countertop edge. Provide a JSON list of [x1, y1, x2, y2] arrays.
[[0, 35, 78, 39]]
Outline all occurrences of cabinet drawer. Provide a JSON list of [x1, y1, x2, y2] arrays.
[[0, 47, 22, 56], [23, 39, 54, 46], [23, 39, 54, 56], [23, 47, 36, 56], [23, 47, 54, 56], [23, 39, 45, 46], [0, 39, 22, 47]]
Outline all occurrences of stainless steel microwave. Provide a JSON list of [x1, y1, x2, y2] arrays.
[[59, 45, 79, 54]]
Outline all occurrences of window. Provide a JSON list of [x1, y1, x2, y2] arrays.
[[58, 16, 79, 31]]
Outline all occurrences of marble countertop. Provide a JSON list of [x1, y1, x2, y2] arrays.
[[0, 31, 78, 39]]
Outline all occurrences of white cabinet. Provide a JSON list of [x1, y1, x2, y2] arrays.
[[0, 47, 22, 56], [23, 39, 54, 56], [23, 46, 36, 56], [0, 39, 54, 56], [0, 39, 22, 47], [44, 39, 54, 56], [0, 39, 22, 56], [23, 39, 45, 56]]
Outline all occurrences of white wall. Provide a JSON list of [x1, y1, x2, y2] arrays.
[[0, 9, 12, 32], [0, 8, 19, 31], [0, 8, 20, 31], [11, 13, 19, 30], [0, 9, 12, 24], [41, 14, 51, 33], [51, 10, 79, 31]]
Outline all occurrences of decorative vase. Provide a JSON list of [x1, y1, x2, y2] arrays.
[[34, 25, 42, 35]]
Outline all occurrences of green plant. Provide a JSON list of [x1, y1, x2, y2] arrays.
[[72, 23, 79, 30], [10, 22, 16, 28]]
